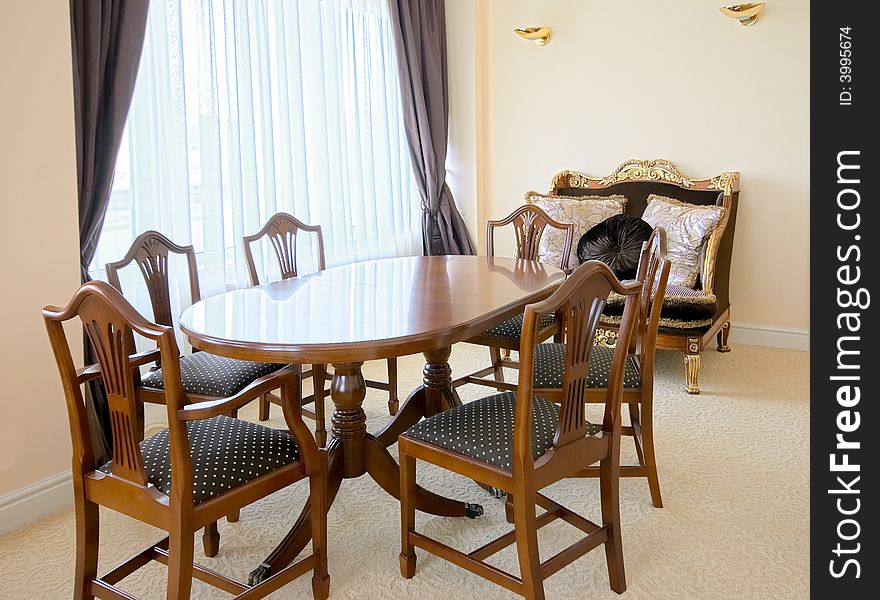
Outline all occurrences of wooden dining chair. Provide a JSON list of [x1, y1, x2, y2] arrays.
[[240, 214, 331, 443], [106, 230, 301, 546], [451, 204, 574, 390], [531, 228, 671, 508], [243, 212, 400, 430], [399, 262, 642, 599], [104, 231, 317, 443], [43, 281, 329, 600]]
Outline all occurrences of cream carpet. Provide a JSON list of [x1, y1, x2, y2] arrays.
[[0, 342, 808, 599]]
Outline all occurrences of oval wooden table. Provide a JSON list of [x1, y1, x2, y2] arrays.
[[179, 255, 565, 584]]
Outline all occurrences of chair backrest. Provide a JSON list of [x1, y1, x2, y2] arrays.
[[631, 227, 671, 374], [43, 281, 191, 494], [486, 204, 575, 271], [105, 231, 201, 328], [242, 212, 326, 286], [514, 262, 641, 471]]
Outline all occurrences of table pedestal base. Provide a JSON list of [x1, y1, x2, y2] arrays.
[[249, 347, 482, 585]]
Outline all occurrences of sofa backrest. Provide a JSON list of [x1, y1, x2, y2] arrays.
[[549, 159, 740, 313]]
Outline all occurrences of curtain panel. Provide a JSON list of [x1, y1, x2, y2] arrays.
[[92, 0, 422, 315], [388, 0, 475, 256], [70, 0, 150, 461]]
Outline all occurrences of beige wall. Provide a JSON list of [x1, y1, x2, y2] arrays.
[[447, 0, 809, 333], [0, 2, 81, 496]]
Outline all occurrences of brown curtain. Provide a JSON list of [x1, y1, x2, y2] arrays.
[[70, 0, 150, 460], [389, 0, 475, 256]]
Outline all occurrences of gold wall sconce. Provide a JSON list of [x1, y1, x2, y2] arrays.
[[719, 3, 766, 26], [514, 27, 552, 46]]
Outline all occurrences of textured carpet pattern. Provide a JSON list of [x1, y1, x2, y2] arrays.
[[0, 343, 808, 599]]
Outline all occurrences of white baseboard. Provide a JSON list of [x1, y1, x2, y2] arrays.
[[0, 471, 72, 536], [729, 322, 809, 351]]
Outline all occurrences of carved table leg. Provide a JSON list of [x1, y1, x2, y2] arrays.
[[685, 337, 701, 395], [249, 353, 480, 585], [331, 362, 367, 478], [717, 321, 731, 352], [376, 346, 462, 447]]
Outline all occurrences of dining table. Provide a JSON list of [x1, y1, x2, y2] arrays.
[[179, 254, 565, 584]]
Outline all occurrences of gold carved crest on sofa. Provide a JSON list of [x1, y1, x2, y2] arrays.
[[550, 159, 740, 394]]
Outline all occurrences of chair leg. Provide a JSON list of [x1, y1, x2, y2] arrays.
[[312, 364, 327, 447], [599, 456, 626, 593], [488, 346, 505, 389], [258, 392, 270, 421], [227, 509, 240, 523], [387, 358, 399, 415], [717, 321, 731, 352], [640, 398, 664, 509], [73, 494, 99, 600], [202, 521, 220, 558], [309, 468, 330, 600], [135, 401, 145, 443], [628, 403, 645, 467], [512, 490, 545, 600], [166, 524, 195, 600], [684, 338, 701, 395], [504, 493, 515, 524], [399, 451, 417, 579]]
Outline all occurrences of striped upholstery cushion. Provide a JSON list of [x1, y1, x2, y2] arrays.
[[602, 284, 717, 329]]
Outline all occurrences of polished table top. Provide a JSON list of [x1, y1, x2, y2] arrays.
[[179, 255, 565, 363]]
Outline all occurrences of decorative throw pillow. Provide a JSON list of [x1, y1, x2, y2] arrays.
[[641, 195, 726, 287], [524, 191, 626, 269], [577, 214, 653, 280]]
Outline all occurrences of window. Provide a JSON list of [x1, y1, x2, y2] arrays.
[[92, 0, 421, 307]]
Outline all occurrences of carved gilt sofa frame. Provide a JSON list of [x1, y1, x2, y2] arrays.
[[549, 159, 740, 394]]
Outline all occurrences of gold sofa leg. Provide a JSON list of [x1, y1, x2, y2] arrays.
[[685, 337, 701, 395], [717, 321, 731, 352]]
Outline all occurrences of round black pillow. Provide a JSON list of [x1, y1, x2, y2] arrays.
[[577, 214, 652, 279]]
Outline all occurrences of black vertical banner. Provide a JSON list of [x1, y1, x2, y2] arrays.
[[811, 1, 878, 597]]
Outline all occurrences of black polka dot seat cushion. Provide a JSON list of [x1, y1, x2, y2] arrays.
[[99, 415, 299, 504], [481, 313, 558, 341], [141, 352, 287, 398], [402, 392, 600, 471], [532, 343, 641, 390]]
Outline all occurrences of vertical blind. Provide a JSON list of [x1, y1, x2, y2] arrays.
[[91, 0, 422, 312]]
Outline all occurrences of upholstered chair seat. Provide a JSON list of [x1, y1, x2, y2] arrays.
[[481, 313, 558, 341], [404, 391, 601, 471], [141, 352, 286, 398], [100, 415, 300, 504], [532, 343, 642, 389]]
